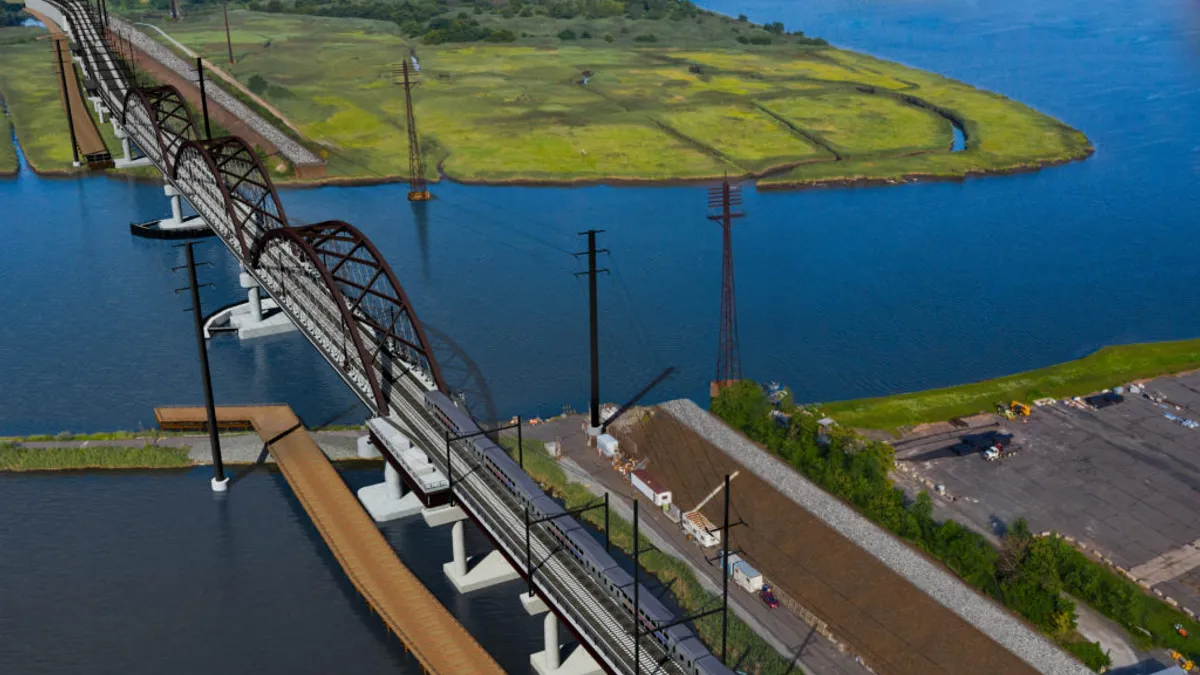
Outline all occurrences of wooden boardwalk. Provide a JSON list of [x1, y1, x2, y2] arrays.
[[156, 405, 505, 675]]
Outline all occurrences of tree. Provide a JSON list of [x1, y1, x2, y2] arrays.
[[265, 0, 283, 12], [248, 74, 269, 95], [557, 28, 577, 40]]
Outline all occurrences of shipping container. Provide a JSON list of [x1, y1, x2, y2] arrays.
[[630, 469, 672, 506], [732, 561, 764, 593]]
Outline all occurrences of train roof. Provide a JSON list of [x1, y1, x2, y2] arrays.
[[425, 390, 477, 432]]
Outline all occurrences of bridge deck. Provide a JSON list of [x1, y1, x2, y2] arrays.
[[157, 405, 505, 675]]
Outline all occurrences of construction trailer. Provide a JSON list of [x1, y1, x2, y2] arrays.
[[715, 552, 765, 594], [630, 469, 672, 507], [597, 433, 618, 458], [682, 510, 721, 548]]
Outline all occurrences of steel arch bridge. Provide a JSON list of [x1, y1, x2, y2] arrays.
[[33, 1, 710, 672]]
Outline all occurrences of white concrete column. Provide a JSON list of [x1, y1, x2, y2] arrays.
[[385, 462, 403, 500], [451, 520, 468, 578], [247, 287, 263, 323], [544, 614, 560, 671], [170, 194, 183, 223], [120, 137, 131, 162]]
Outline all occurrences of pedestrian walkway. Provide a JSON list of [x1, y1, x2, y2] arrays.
[[155, 405, 506, 675]]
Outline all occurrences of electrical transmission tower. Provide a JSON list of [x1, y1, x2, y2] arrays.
[[708, 178, 743, 397], [394, 53, 430, 202]]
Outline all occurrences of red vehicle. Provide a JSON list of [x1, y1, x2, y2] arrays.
[[760, 585, 779, 609]]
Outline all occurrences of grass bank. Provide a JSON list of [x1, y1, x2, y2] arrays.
[[135, 10, 1090, 186], [0, 442, 191, 471], [499, 436, 797, 674], [0, 26, 78, 173], [0, 101, 14, 175], [823, 338, 1200, 430]]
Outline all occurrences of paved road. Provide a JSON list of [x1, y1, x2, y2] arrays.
[[517, 414, 868, 675]]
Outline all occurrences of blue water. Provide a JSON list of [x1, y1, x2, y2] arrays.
[[0, 468, 550, 674], [2, 0, 1200, 435]]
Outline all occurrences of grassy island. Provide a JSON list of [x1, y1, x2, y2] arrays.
[[0, 442, 191, 471], [823, 338, 1200, 430], [112, 0, 1092, 187]]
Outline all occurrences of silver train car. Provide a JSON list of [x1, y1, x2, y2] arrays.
[[424, 391, 734, 675]]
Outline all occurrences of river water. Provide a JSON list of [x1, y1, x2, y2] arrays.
[[3, 0, 1200, 435], [0, 468, 553, 674]]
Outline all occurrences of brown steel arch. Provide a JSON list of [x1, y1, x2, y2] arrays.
[[249, 221, 447, 402], [172, 136, 288, 259], [120, 85, 198, 174]]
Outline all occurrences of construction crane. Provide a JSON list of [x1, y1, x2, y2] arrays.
[[689, 470, 740, 514]]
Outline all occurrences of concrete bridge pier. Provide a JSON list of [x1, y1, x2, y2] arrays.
[[160, 183, 186, 229], [530, 611, 604, 675], [111, 123, 151, 169], [202, 267, 296, 339], [422, 506, 519, 593], [357, 459, 424, 522]]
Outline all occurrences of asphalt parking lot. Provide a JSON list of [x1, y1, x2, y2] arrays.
[[891, 371, 1200, 614]]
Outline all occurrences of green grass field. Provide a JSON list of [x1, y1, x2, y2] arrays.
[[823, 338, 1200, 430], [0, 443, 192, 471], [138, 9, 1092, 184], [0, 26, 78, 173], [0, 106, 15, 174]]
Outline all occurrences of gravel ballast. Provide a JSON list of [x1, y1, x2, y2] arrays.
[[110, 18, 322, 169], [661, 398, 1092, 675]]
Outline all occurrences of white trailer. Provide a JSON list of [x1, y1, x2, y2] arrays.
[[597, 433, 618, 457], [630, 469, 672, 507], [682, 511, 720, 548], [732, 561, 764, 593]]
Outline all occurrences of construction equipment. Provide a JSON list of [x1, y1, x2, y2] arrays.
[[1010, 401, 1031, 417], [1175, 623, 1190, 638], [996, 402, 1015, 420], [689, 471, 740, 514]]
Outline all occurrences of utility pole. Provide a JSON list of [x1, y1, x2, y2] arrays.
[[169, 0, 178, 21], [573, 230, 608, 435], [196, 58, 211, 139], [222, 0, 235, 65], [707, 178, 744, 397], [174, 243, 228, 492], [54, 39, 81, 168], [633, 497, 641, 674], [720, 473, 732, 662], [395, 54, 429, 202]]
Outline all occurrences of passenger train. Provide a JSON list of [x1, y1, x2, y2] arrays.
[[423, 391, 735, 675]]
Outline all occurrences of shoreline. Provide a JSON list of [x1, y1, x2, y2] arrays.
[[157, 146, 1095, 191]]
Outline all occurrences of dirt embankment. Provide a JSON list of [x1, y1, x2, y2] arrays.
[[620, 410, 1043, 675]]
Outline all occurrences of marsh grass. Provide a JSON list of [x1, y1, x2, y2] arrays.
[[0, 443, 192, 471]]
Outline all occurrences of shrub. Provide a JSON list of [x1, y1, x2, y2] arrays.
[[265, 0, 282, 12], [557, 28, 576, 40], [633, 33, 657, 42], [604, 33, 614, 42], [248, 74, 269, 95], [581, 30, 592, 38], [749, 34, 771, 45]]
